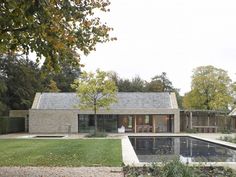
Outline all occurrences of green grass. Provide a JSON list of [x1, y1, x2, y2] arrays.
[[0, 139, 122, 167]]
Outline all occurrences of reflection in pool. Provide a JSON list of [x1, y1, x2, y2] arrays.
[[129, 136, 236, 163]]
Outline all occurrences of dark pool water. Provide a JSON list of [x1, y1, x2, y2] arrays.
[[129, 136, 236, 163]]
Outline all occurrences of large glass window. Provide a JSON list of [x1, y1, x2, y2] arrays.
[[78, 115, 95, 133], [118, 115, 134, 132], [97, 115, 118, 133], [78, 114, 118, 133], [155, 115, 173, 133]]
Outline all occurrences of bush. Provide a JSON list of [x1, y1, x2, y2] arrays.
[[86, 131, 107, 138], [160, 158, 195, 177], [185, 128, 197, 133], [219, 135, 236, 143], [123, 158, 236, 177], [123, 158, 196, 177], [0, 117, 25, 134], [0, 117, 8, 134], [220, 128, 232, 134]]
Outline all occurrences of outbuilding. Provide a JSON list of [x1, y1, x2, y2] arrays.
[[29, 92, 180, 133]]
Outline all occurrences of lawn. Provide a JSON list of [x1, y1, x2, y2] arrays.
[[0, 139, 122, 167]]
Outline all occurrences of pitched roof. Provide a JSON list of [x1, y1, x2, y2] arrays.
[[32, 92, 178, 110], [229, 108, 236, 116]]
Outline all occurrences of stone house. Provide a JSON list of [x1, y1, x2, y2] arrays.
[[29, 92, 180, 133]]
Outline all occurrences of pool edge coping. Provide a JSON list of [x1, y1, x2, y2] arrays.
[[122, 134, 236, 169]]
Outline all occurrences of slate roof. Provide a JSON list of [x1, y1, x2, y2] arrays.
[[35, 92, 175, 109]]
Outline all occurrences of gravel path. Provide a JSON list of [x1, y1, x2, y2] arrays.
[[0, 167, 124, 177]]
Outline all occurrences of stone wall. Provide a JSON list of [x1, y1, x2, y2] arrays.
[[29, 108, 180, 133], [29, 109, 79, 133]]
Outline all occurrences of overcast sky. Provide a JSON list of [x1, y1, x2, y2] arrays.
[[81, 0, 236, 95]]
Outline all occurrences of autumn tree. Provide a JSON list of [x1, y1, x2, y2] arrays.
[[47, 80, 60, 92], [72, 69, 117, 135], [183, 65, 234, 110], [0, 0, 115, 70]]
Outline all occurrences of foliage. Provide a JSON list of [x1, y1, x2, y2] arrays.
[[72, 69, 118, 134], [219, 135, 236, 143], [112, 74, 147, 92], [0, 0, 115, 70], [0, 54, 80, 115], [86, 132, 107, 138], [0, 55, 44, 111], [146, 72, 175, 92], [185, 128, 197, 133], [220, 128, 232, 134], [0, 139, 122, 166], [183, 65, 234, 110], [0, 80, 8, 115], [47, 80, 60, 92], [123, 159, 236, 177], [160, 159, 195, 177], [110, 72, 183, 107], [41, 61, 81, 92]]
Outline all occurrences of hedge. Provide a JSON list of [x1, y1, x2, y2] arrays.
[[0, 117, 25, 134]]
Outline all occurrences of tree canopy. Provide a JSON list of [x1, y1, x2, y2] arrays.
[[72, 69, 117, 134], [0, 0, 114, 70], [110, 72, 183, 108], [0, 55, 43, 111], [146, 72, 175, 92], [0, 54, 81, 115], [183, 65, 234, 110]]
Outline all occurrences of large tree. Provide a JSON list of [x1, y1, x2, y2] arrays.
[[0, 55, 43, 111], [183, 65, 234, 110], [72, 69, 117, 134], [42, 61, 81, 92], [146, 72, 174, 92], [0, 0, 114, 69]]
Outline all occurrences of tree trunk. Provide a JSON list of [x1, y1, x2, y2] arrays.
[[94, 103, 97, 135]]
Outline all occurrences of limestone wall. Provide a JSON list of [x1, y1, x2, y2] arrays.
[[29, 109, 78, 133]]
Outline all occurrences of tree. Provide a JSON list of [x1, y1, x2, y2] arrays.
[[0, 78, 7, 115], [0, 54, 43, 110], [147, 72, 174, 92], [146, 72, 183, 108], [47, 80, 60, 92], [0, 0, 115, 70], [42, 61, 80, 92], [183, 65, 234, 110], [110, 73, 146, 92], [72, 69, 117, 134]]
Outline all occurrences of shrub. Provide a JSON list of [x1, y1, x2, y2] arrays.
[[86, 131, 107, 138], [185, 128, 197, 133], [219, 135, 236, 144], [220, 128, 232, 134], [160, 158, 196, 177], [123, 158, 236, 177]]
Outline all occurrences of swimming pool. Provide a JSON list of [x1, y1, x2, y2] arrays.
[[129, 136, 236, 163]]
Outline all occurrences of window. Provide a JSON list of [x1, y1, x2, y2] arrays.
[[145, 115, 150, 124], [88, 115, 95, 126], [128, 116, 133, 128]]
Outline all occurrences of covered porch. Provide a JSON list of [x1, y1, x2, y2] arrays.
[[180, 110, 229, 133], [78, 114, 176, 133], [118, 114, 174, 133]]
